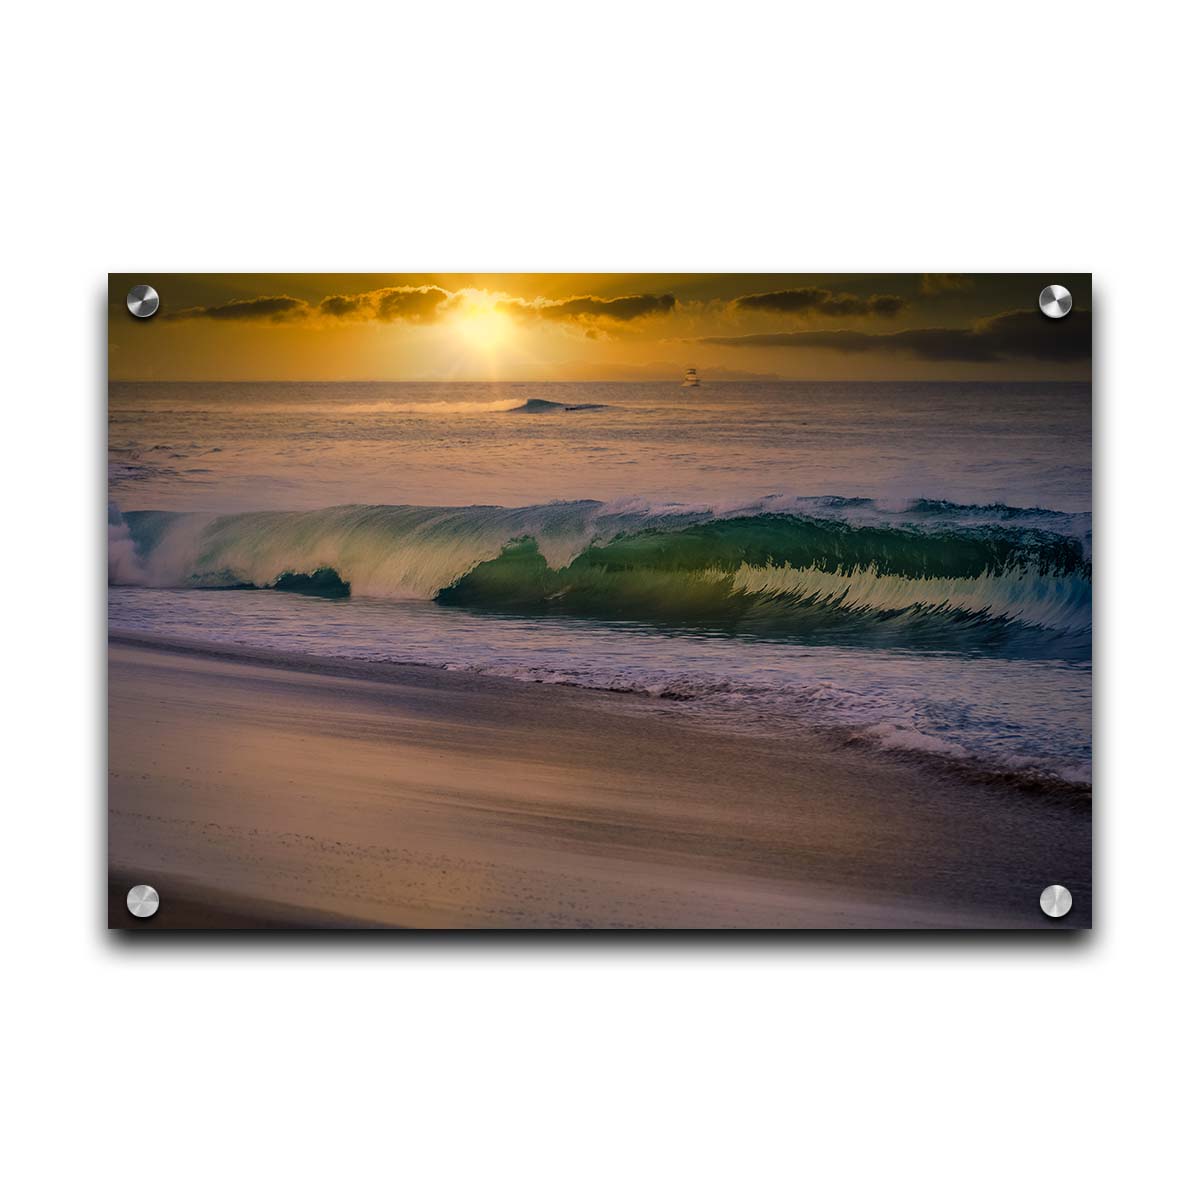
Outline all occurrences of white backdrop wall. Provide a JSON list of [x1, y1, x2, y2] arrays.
[[3, 4, 1194, 1197]]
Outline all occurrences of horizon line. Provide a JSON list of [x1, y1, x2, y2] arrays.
[[109, 377, 1090, 386]]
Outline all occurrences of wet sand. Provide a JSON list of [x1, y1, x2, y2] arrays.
[[108, 634, 1090, 929]]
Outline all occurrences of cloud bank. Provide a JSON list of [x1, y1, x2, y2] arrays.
[[498, 293, 676, 323], [734, 288, 908, 318], [700, 309, 1090, 363], [165, 286, 674, 328]]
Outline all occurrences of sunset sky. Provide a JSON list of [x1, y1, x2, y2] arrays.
[[109, 273, 1091, 382]]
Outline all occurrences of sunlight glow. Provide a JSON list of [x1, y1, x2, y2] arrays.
[[449, 299, 514, 351]]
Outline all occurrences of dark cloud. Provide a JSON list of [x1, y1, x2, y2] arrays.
[[735, 288, 908, 318], [319, 293, 372, 318], [374, 286, 451, 323], [700, 309, 1091, 363], [499, 293, 676, 323], [166, 296, 309, 322], [920, 273, 974, 296]]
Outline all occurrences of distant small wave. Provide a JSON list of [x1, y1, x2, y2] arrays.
[[506, 398, 609, 413]]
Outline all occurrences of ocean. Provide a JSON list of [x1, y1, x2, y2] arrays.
[[108, 380, 1092, 787]]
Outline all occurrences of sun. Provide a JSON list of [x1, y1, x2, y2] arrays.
[[449, 300, 513, 351]]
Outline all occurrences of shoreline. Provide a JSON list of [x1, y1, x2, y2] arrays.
[[110, 622, 1092, 801], [109, 632, 1091, 929]]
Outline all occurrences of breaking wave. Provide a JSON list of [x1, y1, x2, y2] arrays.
[[109, 497, 1091, 659]]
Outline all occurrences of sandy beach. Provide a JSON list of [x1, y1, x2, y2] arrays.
[[109, 634, 1090, 929]]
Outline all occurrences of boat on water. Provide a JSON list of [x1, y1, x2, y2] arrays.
[[682, 367, 700, 387]]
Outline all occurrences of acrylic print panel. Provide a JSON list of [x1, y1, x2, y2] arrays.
[[107, 273, 1092, 930]]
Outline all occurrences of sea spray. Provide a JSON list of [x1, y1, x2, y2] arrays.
[[108, 506, 147, 585]]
